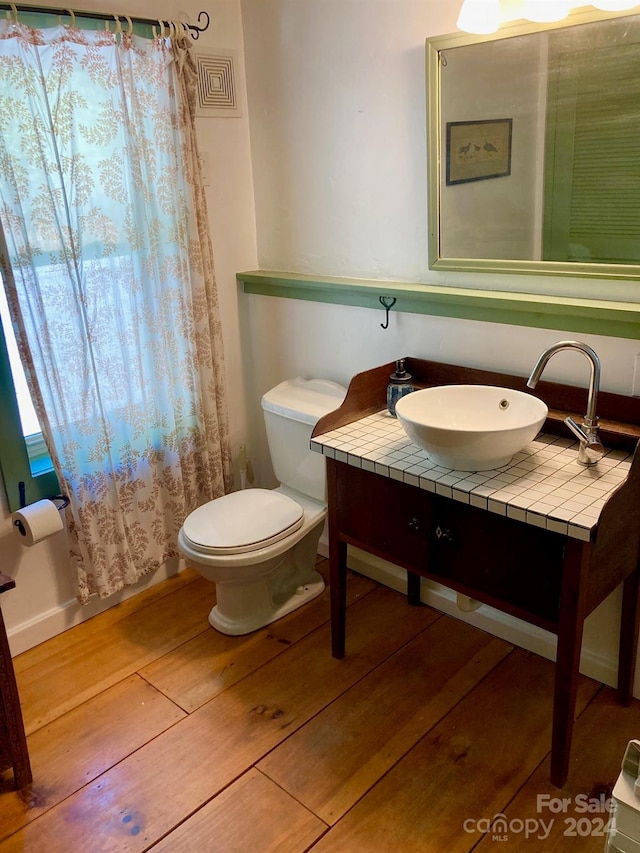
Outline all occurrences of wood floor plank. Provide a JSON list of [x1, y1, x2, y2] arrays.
[[4, 567, 631, 853], [0, 587, 436, 853], [474, 688, 640, 851], [16, 577, 213, 735], [0, 675, 185, 842], [259, 615, 511, 824], [311, 650, 600, 853], [149, 769, 327, 852], [12, 569, 200, 675], [141, 570, 376, 712]]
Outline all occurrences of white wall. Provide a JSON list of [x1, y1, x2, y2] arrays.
[[2, 0, 258, 654], [240, 0, 640, 691]]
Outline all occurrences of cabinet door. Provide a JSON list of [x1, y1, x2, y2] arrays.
[[429, 496, 565, 628], [334, 463, 431, 572]]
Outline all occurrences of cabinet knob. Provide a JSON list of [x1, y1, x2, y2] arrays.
[[408, 517, 421, 531], [435, 525, 454, 543]]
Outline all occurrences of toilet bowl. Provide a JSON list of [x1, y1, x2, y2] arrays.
[[178, 378, 346, 635]]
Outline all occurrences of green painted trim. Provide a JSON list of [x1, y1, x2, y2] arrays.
[[0, 320, 59, 513], [238, 270, 640, 340]]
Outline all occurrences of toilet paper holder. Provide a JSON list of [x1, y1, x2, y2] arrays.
[[15, 481, 69, 537]]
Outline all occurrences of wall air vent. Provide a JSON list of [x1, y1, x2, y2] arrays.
[[195, 51, 241, 117]]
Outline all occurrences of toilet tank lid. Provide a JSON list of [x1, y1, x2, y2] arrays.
[[261, 378, 346, 425]]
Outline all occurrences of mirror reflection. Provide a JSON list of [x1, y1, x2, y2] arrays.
[[428, 12, 640, 277]]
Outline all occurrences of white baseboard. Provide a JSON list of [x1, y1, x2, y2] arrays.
[[319, 532, 621, 692], [7, 560, 184, 657]]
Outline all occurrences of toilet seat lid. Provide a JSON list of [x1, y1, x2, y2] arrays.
[[182, 489, 304, 555]]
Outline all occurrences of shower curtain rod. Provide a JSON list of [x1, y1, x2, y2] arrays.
[[0, 3, 210, 38]]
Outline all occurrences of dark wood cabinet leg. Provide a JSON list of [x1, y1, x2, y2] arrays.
[[618, 567, 640, 705], [551, 632, 583, 788], [407, 571, 421, 606], [330, 538, 347, 659], [0, 606, 32, 789], [551, 540, 588, 788], [327, 461, 347, 659]]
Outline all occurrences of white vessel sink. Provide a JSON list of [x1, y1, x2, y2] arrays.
[[394, 384, 548, 471]]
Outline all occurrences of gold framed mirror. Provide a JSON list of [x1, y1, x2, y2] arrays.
[[426, 8, 640, 281]]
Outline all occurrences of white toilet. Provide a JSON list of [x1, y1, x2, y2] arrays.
[[178, 377, 346, 635]]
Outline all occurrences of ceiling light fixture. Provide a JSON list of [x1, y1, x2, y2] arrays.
[[591, 0, 639, 10], [456, 0, 501, 34], [520, 0, 572, 21], [456, 1, 640, 34]]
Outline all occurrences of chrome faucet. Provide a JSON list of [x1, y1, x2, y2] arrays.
[[526, 340, 604, 465]]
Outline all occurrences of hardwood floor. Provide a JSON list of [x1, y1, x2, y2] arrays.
[[1, 559, 639, 851]]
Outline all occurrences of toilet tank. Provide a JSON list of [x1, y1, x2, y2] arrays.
[[261, 378, 346, 502]]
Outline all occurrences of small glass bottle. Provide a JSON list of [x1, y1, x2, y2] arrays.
[[387, 358, 414, 417]]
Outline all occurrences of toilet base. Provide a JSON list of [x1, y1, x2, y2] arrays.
[[208, 573, 325, 636], [181, 494, 328, 637]]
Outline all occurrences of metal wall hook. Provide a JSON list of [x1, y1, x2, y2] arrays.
[[379, 296, 396, 329]]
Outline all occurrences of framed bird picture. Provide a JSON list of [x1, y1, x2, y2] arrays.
[[446, 118, 512, 185]]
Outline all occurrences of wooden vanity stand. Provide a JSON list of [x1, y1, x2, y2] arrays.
[[312, 357, 640, 788]]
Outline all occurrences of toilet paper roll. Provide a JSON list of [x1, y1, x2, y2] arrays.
[[12, 499, 64, 546]]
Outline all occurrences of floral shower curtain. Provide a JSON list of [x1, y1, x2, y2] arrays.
[[0, 20, 232, 601]]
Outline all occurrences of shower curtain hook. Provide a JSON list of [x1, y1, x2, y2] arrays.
[[379, 296, 396, 330], [57, 9, 75, 28], [123, 15, 133, 36], [113, 14, 122, 35], [8, 3, 18, 24]]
